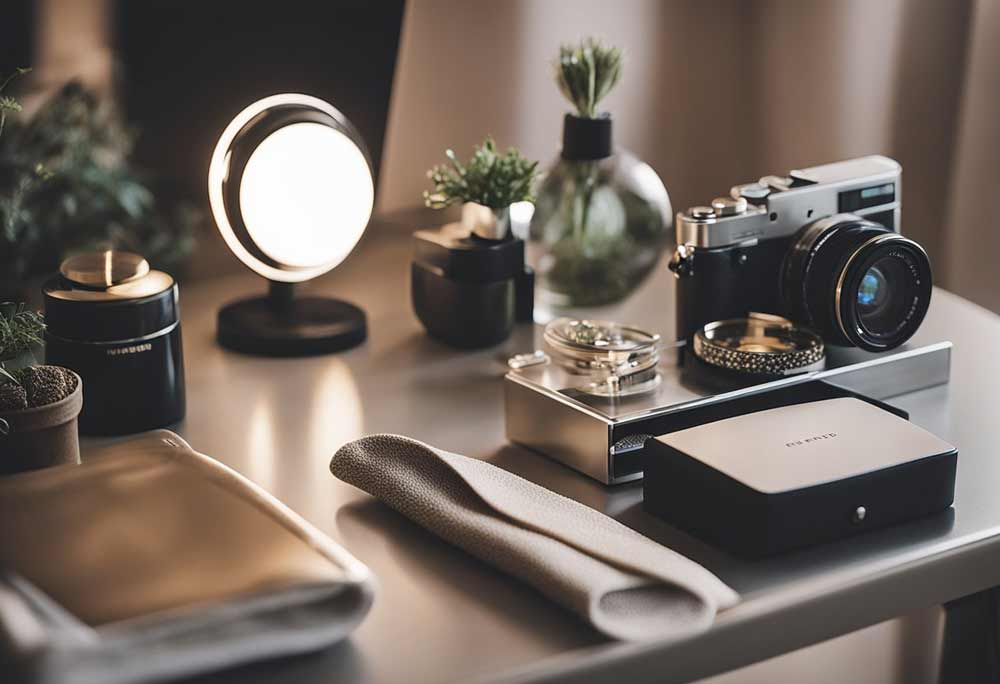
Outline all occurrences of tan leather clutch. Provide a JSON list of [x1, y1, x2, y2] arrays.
[[0, 430, 374, 684]]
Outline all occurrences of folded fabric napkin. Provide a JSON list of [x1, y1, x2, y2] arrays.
[[331, 434, 738, 641]]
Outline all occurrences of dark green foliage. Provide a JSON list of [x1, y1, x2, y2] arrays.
[[0, 382, 27, 411], [0, 302, 44, 363], [555, 38, 623, 118], [424, 137, 538, 210], [0, 68, 30, 138], [0, 78, 199, 294]]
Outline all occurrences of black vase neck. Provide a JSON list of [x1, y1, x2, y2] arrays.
[[561, 113, 613, 161]]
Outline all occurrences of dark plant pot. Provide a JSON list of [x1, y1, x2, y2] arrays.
[[0, 371, 83, 475], [411, 226, 535, 349]]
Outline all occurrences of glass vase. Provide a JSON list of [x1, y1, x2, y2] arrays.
[[527, 148, 671, 312]]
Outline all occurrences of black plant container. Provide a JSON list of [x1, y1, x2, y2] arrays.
[[411, 224, 534, 349]]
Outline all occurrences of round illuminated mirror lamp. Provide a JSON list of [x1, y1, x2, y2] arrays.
[[208, 94, 375, 356]]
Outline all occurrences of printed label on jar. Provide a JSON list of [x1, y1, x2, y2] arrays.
[[106, 342, 153, 356]]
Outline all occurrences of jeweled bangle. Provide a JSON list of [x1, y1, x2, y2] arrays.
[[692, 314, 826, 376]]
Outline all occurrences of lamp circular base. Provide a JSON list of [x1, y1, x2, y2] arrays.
[[217, 296, 367, 356]]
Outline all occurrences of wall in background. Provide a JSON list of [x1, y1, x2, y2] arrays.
[[945, 0, 1000, 314], [32, 0, 112, 98], [379, 0, 759, 229]]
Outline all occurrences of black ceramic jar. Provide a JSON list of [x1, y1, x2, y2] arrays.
[[43, 251, 185, 435]]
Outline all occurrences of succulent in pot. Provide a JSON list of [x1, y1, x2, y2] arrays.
[[0, 303, 82, 475]]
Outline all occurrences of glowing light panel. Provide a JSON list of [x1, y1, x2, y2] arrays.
[[240, 123, 374, 270], [208, 94, 374, 283]]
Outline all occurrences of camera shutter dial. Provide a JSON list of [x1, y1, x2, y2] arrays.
[[733, 182, 771, 203], [711, 197, 748, 216]]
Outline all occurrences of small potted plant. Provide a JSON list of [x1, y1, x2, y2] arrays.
[[412, 138, 538, 348], [527, 38, 672, 311], [0, 303, 82, 474], [424, 136, 538, 240]]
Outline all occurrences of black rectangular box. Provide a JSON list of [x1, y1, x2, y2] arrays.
[[643, 397, 957, 557]]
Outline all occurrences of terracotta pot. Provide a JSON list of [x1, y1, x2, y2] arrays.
[[0, 370, 83, 475]]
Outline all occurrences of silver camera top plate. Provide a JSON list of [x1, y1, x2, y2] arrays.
[[676, 155, 901, 249]]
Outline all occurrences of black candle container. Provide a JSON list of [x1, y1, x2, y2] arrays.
[[43, 252, 185, 435], [412, 224, 534, 349]]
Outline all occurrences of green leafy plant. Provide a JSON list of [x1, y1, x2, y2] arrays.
[[424, 137, 538, 210], [0, 67, 30, 138], [553, 39, 626, 294], [0, 301, 44, 385], [0, 76, 198, 297], [555, 38, 623, 118]]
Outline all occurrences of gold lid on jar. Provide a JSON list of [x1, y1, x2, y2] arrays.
[[60, 250, 150, 289], [47, 251, 174, 303]]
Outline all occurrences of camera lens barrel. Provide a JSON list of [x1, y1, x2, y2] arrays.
[[781, 216, 932, 352]]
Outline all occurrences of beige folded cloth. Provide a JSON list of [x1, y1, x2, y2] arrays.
[[331, 434, 738, 641]]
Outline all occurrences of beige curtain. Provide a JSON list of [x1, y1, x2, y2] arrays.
[[380, 0, 997, 316], [945, 0, 1000, 313]]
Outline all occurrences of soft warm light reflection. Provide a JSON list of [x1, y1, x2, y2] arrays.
[[509, 200, 535, 239], [304, 360, 364, 516], [240, 123, 373, 270], [310, 359, 364, 455], [629, 160, 672, 221], [247, 394, 276, 492], [103, 250, 113, 287]]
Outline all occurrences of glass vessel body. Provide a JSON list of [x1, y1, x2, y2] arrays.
[[527, 149, 670, 310]]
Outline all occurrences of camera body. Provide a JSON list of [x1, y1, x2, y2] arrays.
[[670, 156, 931, 352]]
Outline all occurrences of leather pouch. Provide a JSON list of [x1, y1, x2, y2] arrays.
[[0, 430, 374, 684]]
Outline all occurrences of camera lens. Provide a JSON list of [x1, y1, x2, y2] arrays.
[[856, 260, 904, 332], [857, 266, 886, 309], [781, 215, 932, 351]]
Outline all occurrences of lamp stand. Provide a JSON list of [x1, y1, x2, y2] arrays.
[[216, 280, 367, 356]]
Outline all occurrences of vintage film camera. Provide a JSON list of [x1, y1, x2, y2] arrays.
[[669, 156, 932, 352]]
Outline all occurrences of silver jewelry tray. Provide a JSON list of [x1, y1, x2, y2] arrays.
[[505, 338, 951, 485]]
